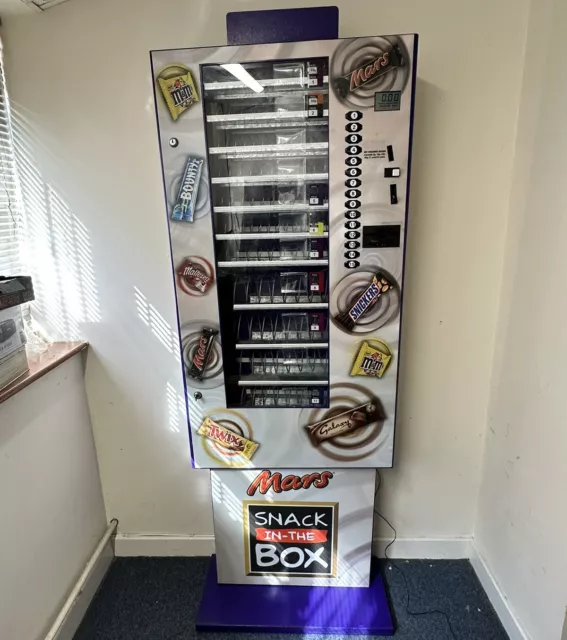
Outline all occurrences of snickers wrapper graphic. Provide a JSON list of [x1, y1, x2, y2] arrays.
[[335, 274, 393, 332]]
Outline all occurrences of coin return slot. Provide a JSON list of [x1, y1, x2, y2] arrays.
[[389, 184, 398, 205]]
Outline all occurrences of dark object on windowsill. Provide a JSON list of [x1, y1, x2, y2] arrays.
[[0, 275, 35, 311]]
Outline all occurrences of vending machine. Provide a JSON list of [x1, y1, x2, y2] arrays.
[[151, 30, 417, 632]]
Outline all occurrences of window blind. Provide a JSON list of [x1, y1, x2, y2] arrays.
[[0, 55, 22, 276]]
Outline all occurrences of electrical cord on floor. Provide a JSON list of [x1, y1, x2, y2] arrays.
[[374, 471, 459, 640]]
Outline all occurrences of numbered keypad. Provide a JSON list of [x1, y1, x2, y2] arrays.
[[344, 112, 363, 268]]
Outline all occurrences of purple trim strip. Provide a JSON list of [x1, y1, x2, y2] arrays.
[[391, 35, 419, 468], [226, 7, 339, 45], [196, 555, 394, 635]]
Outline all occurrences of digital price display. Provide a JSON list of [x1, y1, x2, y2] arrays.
[[374, 91, 401, 112]]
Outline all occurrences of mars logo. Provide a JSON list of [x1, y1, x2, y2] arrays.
[[244, 501, 338, 577], [349, 51, 390, 92], [335, 44, 404, 98], [246, 470, 334, 496]]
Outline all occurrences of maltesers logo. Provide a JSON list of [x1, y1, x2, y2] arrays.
[[247, 470, 334, 496]]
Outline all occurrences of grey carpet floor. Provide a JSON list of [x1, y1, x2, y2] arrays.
[[73, 557, 509, 640]]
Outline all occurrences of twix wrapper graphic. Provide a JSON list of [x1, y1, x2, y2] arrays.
[[197, 417, 259, 460], [156, 64, 199, 121], [305, 402, 382, 447], [335, 45, 404, 97]]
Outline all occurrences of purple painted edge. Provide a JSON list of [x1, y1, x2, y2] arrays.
[[226, 7, 339, 45], [196, 555, 394, 635]]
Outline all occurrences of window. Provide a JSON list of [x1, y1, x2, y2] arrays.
[[0, 52, 22, 276], [0, 47, 100, 340]]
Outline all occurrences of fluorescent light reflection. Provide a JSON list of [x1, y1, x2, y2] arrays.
[[221, 64, 265, 93]]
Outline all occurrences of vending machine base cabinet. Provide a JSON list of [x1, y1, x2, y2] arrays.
[[196, 555, 394, 635]]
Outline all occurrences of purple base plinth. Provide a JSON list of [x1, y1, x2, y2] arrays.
[[196, 556, 394, 635]]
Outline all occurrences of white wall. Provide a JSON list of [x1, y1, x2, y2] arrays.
[[0, 0, 529, 543], [0, 354, 107, 640], [475, 0, 567, 637]]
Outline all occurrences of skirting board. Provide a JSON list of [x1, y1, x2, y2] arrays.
[[469, 543, 531, 640], [49, 537, 114, 640], [114, 533, 472, 559], [115, 534, 216, 557]]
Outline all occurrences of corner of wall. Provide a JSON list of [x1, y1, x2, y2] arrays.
[[471, 0, 553, 540]]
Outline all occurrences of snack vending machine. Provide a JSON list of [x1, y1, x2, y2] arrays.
[[151, 32, 417, 607]]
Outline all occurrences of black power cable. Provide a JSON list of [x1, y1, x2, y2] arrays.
[[374, 471, 459, 640]]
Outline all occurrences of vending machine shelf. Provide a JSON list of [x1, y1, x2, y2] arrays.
[[238, 385, 329, 408], [214, 204, 328, 213], [209, 142, 328, 156], [216, 232, 328, 240], [203, 75, 329, 91], [211, 173, 328, 185], [218, 260, 328, 268], [235, 348, 328, 377], [235, 343, 329, 350], [233, 303, 328, 310], [207, 111, 329, 126], [205, 89, 329, 102], [236, 378, 328, 387]]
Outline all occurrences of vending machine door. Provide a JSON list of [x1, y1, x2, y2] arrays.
[[151, 35, 417, 469]]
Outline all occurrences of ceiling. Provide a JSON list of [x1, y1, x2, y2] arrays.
[[20, 0, 71, 10]]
